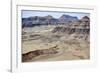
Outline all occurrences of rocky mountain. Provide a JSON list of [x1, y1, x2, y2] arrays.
[[22, 14, 78, 28], [52, 16, 90, 40], [58, 14, 78, 24], [52, 16, 90, 32]]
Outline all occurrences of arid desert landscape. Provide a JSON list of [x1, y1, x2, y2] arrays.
[[22, 11, 90, 62]]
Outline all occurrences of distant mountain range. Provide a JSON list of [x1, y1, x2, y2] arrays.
[[22, 14, 79, 28], [22, 15, 90, 41]]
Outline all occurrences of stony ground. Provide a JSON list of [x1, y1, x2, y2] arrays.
[[22, 25, 90, 62]]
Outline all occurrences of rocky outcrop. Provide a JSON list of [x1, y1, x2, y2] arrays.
[[22, 45, 59, 62], [52, 27, 89, 34], [58, 14, 78, 24], [52, 16, 90, 40]]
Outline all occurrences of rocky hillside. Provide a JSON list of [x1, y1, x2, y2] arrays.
[[52, 16, 90, 40], [52, 16, 89, 33], [58, 14, 78, 24]]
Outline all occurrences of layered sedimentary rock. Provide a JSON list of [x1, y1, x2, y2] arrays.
[[52, 16, 90, 40], [22, 45, 59, 62]]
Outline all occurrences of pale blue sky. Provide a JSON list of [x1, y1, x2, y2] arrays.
[[22, 10, 90, 19]]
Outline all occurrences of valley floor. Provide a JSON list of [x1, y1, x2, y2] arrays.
[[22, 25, 90, 62]]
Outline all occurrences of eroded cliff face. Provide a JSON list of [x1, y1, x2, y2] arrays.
[[22, 45, 59, 62], [52, 16, 90, 41]]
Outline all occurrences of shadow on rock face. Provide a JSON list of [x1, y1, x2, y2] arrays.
[[22, 45, 60, 62]]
